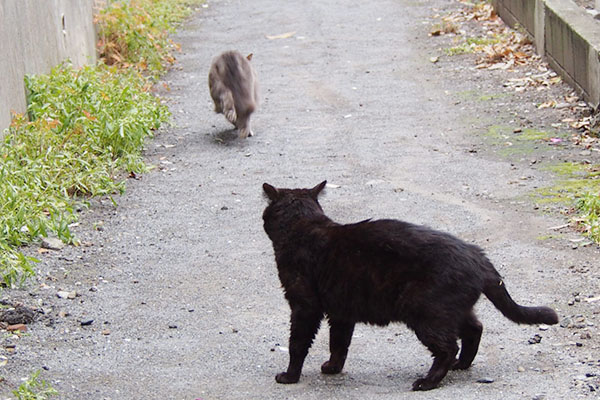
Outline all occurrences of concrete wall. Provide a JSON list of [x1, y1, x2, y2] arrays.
[[493, 0, 600, 108], [0, 0, 97, 133]]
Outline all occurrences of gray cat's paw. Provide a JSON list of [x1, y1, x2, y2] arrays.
[[238, 128, 252, 139], [225, 109, 237, 124]]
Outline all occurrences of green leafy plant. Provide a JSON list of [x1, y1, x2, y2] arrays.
[[0, 62, 168, 286], [12, 371, 58, 400], [1, 0, 198, 286], [535, 162, 600, 243], [577, 191, 600, 242]]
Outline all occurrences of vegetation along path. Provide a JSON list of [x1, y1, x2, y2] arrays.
[[2, 0, 599, 398]]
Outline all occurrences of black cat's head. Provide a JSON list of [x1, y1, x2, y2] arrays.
[[262, 181, 327, 240]]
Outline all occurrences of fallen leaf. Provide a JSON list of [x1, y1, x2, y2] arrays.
[[6, 324, 27, 333], [538, 100, 557, 109], [266, 31, 296, 40]]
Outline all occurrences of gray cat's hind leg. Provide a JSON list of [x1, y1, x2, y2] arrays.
[[236, 114, 253, 138]]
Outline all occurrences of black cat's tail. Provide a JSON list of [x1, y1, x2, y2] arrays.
[[483, 265, 559, 325]]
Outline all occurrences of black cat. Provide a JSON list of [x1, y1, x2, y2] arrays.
[[262, 181, 559, 391]]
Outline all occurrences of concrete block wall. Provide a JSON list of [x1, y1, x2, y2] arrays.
[[494, 0, 600, 108], [0, 0, 97, 133]]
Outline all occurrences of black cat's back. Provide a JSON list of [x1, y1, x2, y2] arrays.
[[317, 219, 486, 325]]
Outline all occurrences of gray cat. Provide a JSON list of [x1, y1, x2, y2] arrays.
[[208, 50, 258, 138]]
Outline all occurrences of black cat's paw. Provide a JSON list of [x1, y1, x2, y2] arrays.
[[321, 360, 343, 375], [275, 372, 300, 384], [412, 377, 439, 391], [451, 359, 472, 370]]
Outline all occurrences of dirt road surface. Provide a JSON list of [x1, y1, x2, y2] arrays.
[[2, 0, 599, 399]]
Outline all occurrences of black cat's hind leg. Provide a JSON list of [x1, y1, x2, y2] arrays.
[[412, 327, 459, 391], [321, 320, 355, 375], [452, 311, 483, 370], [276, 309, 323, 384]]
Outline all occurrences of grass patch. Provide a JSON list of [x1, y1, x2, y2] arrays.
[[536, 234, 562, 241], [482, 125, 568, 158], [535, 162, 600, 242], [445, 43, 473, 56], [13, 371, 58, 400], [0, 0, 201, 286], [577, 191, 600, 242], [0, 63, 169, 286], [445, 36, 500, 56]]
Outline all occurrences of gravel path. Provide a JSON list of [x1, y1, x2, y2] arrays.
[[2, 0, 599, 398]]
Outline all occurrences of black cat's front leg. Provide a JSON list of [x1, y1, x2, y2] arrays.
[[321, 319, 355, 375], [276, 309, 323, 384]]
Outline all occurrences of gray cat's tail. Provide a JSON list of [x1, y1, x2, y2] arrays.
[[483, 265, 558, 325]]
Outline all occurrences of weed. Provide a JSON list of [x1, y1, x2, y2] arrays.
[[445, 43, 473, 56], [0, 62, 168, 286], [535, 162, 600, 242], [95, 0, 203, 75], [12, 371, 58, 400], [1, 0, 197, 285], [577, 191, 600, 242]]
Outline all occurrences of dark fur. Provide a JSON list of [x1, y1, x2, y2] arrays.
[[262, 181, 558, 391], [208, 50, 258, 138]]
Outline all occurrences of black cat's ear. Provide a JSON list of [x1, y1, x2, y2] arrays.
[[309, 180, 327, 199], [263, 183, 279, 201]]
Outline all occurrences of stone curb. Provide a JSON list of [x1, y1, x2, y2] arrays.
[[494, 0, 600, 108]]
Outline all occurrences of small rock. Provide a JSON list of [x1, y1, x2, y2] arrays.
[[80, 319, 94, 326], [580, 331, 592, 340], [560, 317, 573, 328], [517, 366, 525, 372], [67, 291, 77, 300], [539, 324, 549, 331], [528, 334, 542, 344], [41, 237, 65, 251], [477, 377, 494, 384], [101, 329, 111, 335], [56, 291, 70, 299], [168, 324, 178, 329]]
